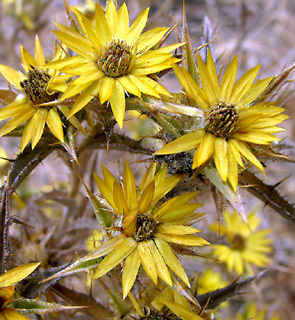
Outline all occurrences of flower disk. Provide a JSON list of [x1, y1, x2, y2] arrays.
[[90, 161, 208, 298]]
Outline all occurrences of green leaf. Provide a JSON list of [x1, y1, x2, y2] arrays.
[[9, 298, 86, 315]]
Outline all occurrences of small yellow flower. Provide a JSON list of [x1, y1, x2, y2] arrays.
[[197, 269, 227, 295], [155, 50, 288, 190], [90, 161, 208, 298], [235, 303, 280, 320], [0, 36, 82, 150], [0, 262, 40, 320], [211, 211, 272, 274], [45, 1, 181, 128]]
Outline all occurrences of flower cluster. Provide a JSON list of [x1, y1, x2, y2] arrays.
[[0, 0, 291, 319]]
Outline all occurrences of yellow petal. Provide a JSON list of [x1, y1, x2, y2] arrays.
[[117, 3, 129, 39], [137, 240, 158, 285], [123, 161, 138, 211], [34, 35, 45, 66], [227, 148, 238, 191], [206, 49, 220, 96], [239, 77, 272, 107], [155, 233, 209, 246], [138, 162, 157, 192], [95, 3, 111, 45], [161, 300, 203, 320], [192, 132, 215, 168], [113, 180, 128, 215], [99, 76, 116, 104], [53, 27, 95, 60], [0, 64, 25, 89], [0, 99, 31, 120], [46, 108, 64, 142], [128, 74, 160, 97], [88, 234, 126, 259], [94, 237, 137, 279], [197, 54, 218, 106], [134, 75, 170, 96], [155, 130, 204, 155], [20, 46, 37, 72], [59, 105, 86, 135], [148, 240, 172, 286], [214, 137, 228, 182], [156, 224, 199, 235], [109, 81, 126, 128], [173, 64, 208, 109], [153, 175, 182, 204], [32, 109, 47, 149], [230, 140, 264, 172], [105, 0, 118, 36], [138, 27, 168, 53], [220, 55, 238, 103], [232, 131, 278, 144], [0, 262, 41, 287], [122, 248, 141, 298], [118, 75, 141, 97], [230, 65, 260, 104], [93, 172, 117, 212], [138, 181, 155, 213], [125, 8, 149, 45], [74, 9, 102, 49], [1, 309, 31, 320], [68, 79, 101, 118], [154, 239, 189, 286]]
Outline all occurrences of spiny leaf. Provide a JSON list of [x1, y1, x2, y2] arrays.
[[197, 271, 266, 309], [9, 298, 86, 314], [241, 170, 295, 223]]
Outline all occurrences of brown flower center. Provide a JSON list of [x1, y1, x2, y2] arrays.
[[133, 212, 157, 242], [20, 66, 58, 106], [97, 40, 132, 78], [228, 233, 246, 251], [141, 309, 176, 320], [205, 103, 239, 139]]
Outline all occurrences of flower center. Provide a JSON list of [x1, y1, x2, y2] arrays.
[[133, 212, 157, 242], [141, 309, 175, 320], [97, 40, 132, 78], [20, 66, 58, 106], [205, 103, 239, 139], [228, 233, 246, 251]]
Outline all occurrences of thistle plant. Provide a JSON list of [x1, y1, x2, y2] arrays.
[[0, 0, 294, 319]]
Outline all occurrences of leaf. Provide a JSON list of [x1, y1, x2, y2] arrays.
[[240, 170, 295, 224], [8, 298, 86, 315], [203, 167, 246, 221]]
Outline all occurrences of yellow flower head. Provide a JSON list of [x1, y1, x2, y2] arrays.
[[211, 211, 272, 274], [0, 36, 82, 150], [155, 50, 288, 190], [196, 269, 227, 295], [46, 1, 181, 128], [91, 161, 208, 298], [0, 262, 40, 319]]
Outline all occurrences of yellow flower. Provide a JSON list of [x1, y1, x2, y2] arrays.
[[0, 262, 40, 320], [0, 36, 82, 150], [45, 1, 181, 128], [235, 303, 280, 320], [211, 211, 272, 275], [155, 50, 288, 190], [197, 269, 227, 295], [90, 161, 208, 298]]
